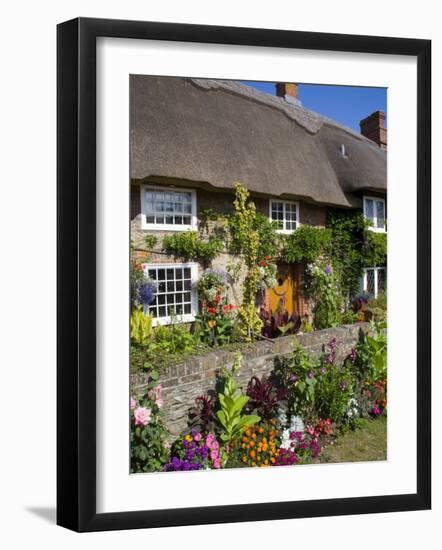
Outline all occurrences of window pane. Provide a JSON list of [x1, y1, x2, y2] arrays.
[[378, 268, 387, 293], [365, 199, 374, 221], [365, 269, 375, 296], [144, 188, 193, 225], [376, 201, 385, 228], [158, 306, 166, 317]]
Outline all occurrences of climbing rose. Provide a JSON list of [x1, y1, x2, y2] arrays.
[[134, 406, 151, 426]]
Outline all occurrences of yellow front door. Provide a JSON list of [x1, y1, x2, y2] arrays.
[[267, 264, 294, 316]]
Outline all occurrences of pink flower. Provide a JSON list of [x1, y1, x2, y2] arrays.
[[213, 458, 221, 469], [134, 406, 151, 426], [210, 450, 219, 461], [130, 397, 137, 410], [210, 440, 219, 451], [193, 432, 202, 442], [206, 433, 216, 448], [151, 384, 163, 408]]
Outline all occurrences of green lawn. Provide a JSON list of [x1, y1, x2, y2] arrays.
[[318, 416, 387, 464]]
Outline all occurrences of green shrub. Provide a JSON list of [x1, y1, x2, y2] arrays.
[[130, 374, 170, 473], [152, 321, 196, 355], [216, 353, 260, 448], [354, 321, 387, 384], [281, 225, 331, 264], [306, 263, 342, 329], [162, 231, 223, 267], [362, 231, 387, 267], [130, 307, 154, 346], [273, 343, 318, 419], [314, 361, 357, 425]]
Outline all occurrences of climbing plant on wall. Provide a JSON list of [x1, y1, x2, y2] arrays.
[[326, 209, 367, 299], [228, 183, 264, 340], [326, 209, 387, 300]]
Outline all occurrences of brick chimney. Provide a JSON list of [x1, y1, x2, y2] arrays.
[[275, 82, 301, 106], [360, 111, 387, 150]]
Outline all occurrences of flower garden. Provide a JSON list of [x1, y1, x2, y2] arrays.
[[130, 326, 387, 473], [130, 183, 387, 474]]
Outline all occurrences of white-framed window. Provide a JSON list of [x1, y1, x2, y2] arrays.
[[269, 199, 300, 233], [140, 185, 197, 231], [362, 267, 387, 299], [143, 263, 198, 325], [363, 196, 386, 232]]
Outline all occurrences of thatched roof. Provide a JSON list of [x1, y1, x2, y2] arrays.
[[130, 76, 386, 208]]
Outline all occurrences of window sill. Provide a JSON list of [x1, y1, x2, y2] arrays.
[[152, 314, 196, 326], [141, 224, 196, 232], [367, 227, 387, 234]]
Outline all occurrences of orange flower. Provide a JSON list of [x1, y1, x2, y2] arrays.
[[250, 450, 256, 458]]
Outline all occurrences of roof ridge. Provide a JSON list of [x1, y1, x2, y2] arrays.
[[189, 78, 370, 143]]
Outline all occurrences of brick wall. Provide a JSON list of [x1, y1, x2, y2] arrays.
[[131, 323, 369, 435]]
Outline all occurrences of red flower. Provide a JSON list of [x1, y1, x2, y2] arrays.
[[259, 260, 267, 267], [214, 294, 221, 304], [207, 307, 217, 314]]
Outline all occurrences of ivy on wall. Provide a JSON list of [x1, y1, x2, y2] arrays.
[[325, 209, 387, 299], [281, 225, 331, 264]]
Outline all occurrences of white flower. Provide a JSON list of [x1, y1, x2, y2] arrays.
[[289, 416, 305, 433]]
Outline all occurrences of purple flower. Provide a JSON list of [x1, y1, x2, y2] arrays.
[[350, 348, 357, 363], [290, 374, 299, 383], [325, 265, 332, 275], [139, 281, 156, 306], [308, 371, 315, 379], [320, 366, 327, 374], [339, 381, 348, 391]]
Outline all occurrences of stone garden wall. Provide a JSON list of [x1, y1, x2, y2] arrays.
[[130, 323, 369, 435]]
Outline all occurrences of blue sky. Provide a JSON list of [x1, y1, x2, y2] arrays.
[[241, 81, 387, 133]]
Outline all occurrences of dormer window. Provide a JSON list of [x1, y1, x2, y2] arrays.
[[141, 185, 197, 231], [269, 199, 299, 233], [363, 196, 386, 232]]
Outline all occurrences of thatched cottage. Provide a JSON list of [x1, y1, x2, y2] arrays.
[[130, 76, 387, 325]]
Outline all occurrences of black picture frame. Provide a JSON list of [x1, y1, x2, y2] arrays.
[[57, 17, 431, 532]]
